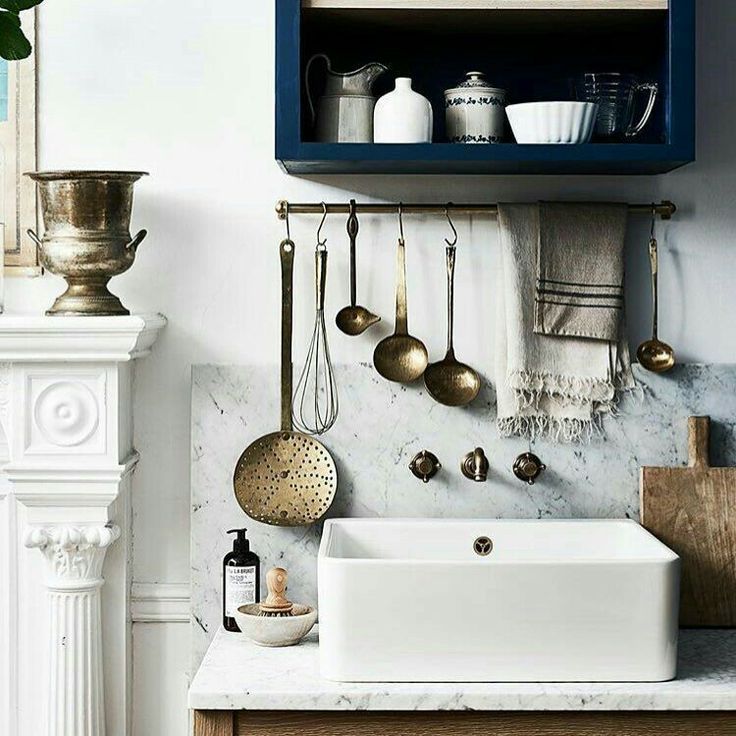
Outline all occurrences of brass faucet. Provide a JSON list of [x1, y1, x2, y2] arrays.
[[461, 447, 489, 482]]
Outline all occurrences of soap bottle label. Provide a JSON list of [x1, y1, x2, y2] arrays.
[[225, 566, 256, 616]]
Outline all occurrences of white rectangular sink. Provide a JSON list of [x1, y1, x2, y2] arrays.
[[318, 518, 679, 683]]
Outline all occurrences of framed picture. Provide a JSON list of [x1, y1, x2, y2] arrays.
[[1, 10, 37, 273]]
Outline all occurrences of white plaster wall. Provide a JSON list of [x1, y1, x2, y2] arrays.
[[4, 0, 734, 733]]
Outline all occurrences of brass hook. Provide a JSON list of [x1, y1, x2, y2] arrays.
[[650, 204, 657, 240], [444, 204, 458, 247], [317, 202, 328, 249], [398, 202, 404, 242], [284, 201, 291, 241]]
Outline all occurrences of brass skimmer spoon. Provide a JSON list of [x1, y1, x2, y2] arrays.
[[373, 205, 428, 383], [424, 211, 481, 406], [336, 199, 381, 336], [637, 234, 675, 373], [233, 238, 338, 526]]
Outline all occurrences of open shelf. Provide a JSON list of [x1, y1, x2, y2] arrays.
[[282, 143, 689, 175], [302, 1, 669, 10], [276, 0, 695, 175]]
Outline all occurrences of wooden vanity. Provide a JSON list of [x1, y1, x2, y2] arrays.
[[189, 628, 736, 736], [193, 710, 734, 736]]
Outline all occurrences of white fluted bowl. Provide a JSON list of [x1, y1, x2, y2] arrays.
[[506, 101, 598, 144]]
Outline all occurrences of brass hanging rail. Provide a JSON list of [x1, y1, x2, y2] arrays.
[[276, 200, 676, 220]]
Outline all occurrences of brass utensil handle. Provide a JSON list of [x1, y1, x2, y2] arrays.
[[347, 199, 358, 307], [648, 236, 659, 341], [395, 238, 409, 335], [315, 247, 328, 311], [280, 239, 295, 431], [445, 244, 456, 356]]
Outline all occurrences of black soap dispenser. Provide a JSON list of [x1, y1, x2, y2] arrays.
[[222, 528, 260, 632]]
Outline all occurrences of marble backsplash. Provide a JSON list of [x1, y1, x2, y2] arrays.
[[191, 363, 736, 665]]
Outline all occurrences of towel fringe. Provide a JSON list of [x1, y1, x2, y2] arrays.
[[508, 369, 616, 408], [497, 415, 600, 444]]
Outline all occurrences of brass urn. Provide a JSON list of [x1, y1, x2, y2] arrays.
[[26, 170, 148, 316]]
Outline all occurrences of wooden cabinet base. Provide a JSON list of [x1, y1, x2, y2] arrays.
[[193, 710, 234, 736], [192, 710, 736, 736]]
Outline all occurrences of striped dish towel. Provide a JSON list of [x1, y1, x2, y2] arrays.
[[534, 202, 628, 342], [496, 203, 635, 443]]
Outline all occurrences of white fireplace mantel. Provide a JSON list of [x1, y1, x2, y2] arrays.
[[0, 313, 166, 736], [0, 313, 164, 362]]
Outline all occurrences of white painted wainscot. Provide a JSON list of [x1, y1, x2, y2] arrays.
[[0, 314, 165, 736]]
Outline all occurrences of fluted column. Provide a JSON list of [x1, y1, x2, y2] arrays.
[[26, 524, 120, 736]]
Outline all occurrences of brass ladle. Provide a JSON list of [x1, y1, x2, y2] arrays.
[[637, 233, 675, 373], [336, 199, 381, 336], [424, 210, 481, 406], [373, 205, 428, 383]]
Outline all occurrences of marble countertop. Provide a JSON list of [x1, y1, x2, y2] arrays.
[[188, 627, 736, 711]]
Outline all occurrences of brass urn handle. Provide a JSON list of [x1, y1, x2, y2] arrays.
[[513, 453, 546, 485], [461, 447, 489, 482], [126, 229, 148, 252], [27, 228, 42, 247], [409, 450, 441, 483]]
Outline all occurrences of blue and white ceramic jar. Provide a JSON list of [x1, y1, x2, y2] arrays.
[[444, 72, 506, 144]]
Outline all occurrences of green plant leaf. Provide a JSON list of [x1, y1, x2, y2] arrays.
[[0, 10, 31, 60], [0, 1, 44, 11]]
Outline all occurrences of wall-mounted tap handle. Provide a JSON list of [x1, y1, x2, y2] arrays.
[[409, 450, 441, 483], [461, 447, 489, 482], [513, 453, 546, 485]]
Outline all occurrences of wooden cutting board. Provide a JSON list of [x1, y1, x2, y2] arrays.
[[641, 416, 736, 627]]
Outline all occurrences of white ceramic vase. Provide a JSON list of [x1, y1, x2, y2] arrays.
[[374, 78, 433, 143]]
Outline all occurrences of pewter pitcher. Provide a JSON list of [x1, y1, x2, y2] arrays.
[[305, 54, 388, 143], [26, 170, 148, 316]]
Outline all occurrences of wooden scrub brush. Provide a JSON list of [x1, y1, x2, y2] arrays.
[[259, 567, 294, 617], [233, 566, 317, 645]]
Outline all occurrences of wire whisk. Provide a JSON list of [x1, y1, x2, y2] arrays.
[[292, 205, 339, 435]]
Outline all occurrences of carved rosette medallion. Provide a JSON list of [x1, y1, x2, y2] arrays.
[[33, 380, 100, 448]]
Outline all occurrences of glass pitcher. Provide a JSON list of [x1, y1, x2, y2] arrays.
[[574, 73, 658, 140]]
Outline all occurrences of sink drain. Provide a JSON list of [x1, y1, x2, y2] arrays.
[[473, 536, 493, 556]]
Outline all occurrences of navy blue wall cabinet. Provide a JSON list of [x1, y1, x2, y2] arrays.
[[276, 1, 695, 176]]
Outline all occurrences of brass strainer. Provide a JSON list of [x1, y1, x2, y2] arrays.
[[234, 430, 336, 525], [233, 239, 337, 526]]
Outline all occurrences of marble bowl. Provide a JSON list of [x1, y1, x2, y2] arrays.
[[234, 604, 317, 647]]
